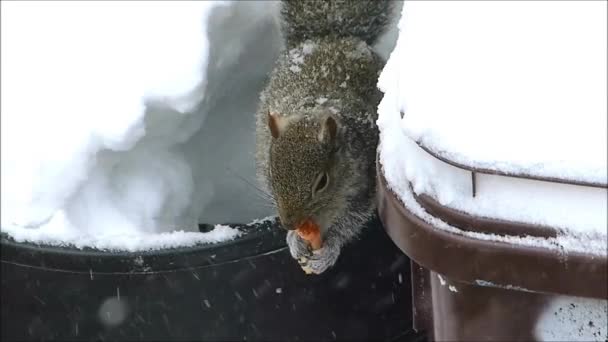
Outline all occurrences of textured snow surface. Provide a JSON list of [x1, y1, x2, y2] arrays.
[[2, 217, 242, 252], [377, 1, 607, 254], [378, 4, 607, 338], [383, 1, 607, 185], [1, 0, 282, 249]]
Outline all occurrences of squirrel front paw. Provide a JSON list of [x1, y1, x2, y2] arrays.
[[299, 244, 340, 275], [286, 230, 312, 260]]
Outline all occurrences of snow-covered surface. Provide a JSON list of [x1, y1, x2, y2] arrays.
[[474, 280, 533, 293], [2, 219, 242, 252], [448, 174, 606, 237], [436, 273, 459, 293], [386, 1, 607, 185], [376, 156, 607, 255], [535, 296, 607, 341], [381, 137, 607, 237], [378, 1, 607, 244], [1, 1, 282, 249]]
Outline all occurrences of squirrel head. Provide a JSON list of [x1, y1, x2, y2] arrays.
[[268, 110, 347, 232]]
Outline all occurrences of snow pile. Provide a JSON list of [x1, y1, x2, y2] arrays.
[[1, 1, 282, 250], [377, 1, 607, 253], [386, 1, 607, 185]]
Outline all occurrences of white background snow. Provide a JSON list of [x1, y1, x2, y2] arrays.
[[0, 0, 283, 250], [389, 1, 607, 185]]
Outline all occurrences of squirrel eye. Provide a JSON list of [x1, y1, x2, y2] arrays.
[[313, 172, 329, 195]]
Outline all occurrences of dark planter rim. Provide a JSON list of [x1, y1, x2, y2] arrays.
[[0, 219, 287, 274]]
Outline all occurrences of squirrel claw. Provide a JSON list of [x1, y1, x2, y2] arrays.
[[299, 245, 340, 275], [301, 265, 314, 274], [287, 230, 313, 260], [288, 231, 338, 274]]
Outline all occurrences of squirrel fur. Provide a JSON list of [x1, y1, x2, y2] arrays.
[[255, 0, 392, 274]]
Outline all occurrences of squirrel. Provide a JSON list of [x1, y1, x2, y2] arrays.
[[255, 0, 393, 274]]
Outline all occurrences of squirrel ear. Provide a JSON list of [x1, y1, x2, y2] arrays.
[[318, 115, 338, 143], [268, 111, 284, 139]]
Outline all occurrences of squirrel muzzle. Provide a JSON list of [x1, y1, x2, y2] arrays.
[[278, 211, 315, 232]]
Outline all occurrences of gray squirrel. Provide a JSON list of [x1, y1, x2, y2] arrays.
[[255, 0, 393, 274]]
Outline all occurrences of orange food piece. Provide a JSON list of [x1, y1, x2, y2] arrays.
[[296, 219, 322, 250]]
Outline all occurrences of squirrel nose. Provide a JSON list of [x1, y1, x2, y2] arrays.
[[276, 201, 299, 230], [277, 211, 298, 231], [278, 216, 297, 230]]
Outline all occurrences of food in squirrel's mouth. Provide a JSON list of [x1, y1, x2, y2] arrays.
[[296, 219, 322, 250]]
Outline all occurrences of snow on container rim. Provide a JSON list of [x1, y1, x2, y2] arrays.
[[377, 155, 607, 257], [0, 1, 282, 251], [0, 1, 221, 249], [0, 214, 278, 253], [0, 212, 242, 252], [384, 1, 607, 186], [377, 1, 607, 249]]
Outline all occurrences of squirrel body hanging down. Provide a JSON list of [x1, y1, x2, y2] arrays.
[[256, 0, 393, 274]]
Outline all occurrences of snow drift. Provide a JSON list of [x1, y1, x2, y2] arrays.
[[0, 0, 283, 250], [378, 1, 607, 249]]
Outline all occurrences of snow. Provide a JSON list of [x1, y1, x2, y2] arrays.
[[381, 1, 607, 185], [380, 137, 607, 237], [378, 119, 607, 254], [301, 41, 317, 55], [474, 280, 533, 293], [98, 297, 129, 327], [1, 1, 282, 250], [436, 273, 459, 293], [474, 279, 608, 340], [377, 1, 607, 247], [2, 217, 241, 252], [535, 296, 607, 341], [246, 215, 277, 226], [450, 173, 606, 236]]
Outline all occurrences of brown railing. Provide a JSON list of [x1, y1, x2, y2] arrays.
[[376, 160, 608, 300]]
